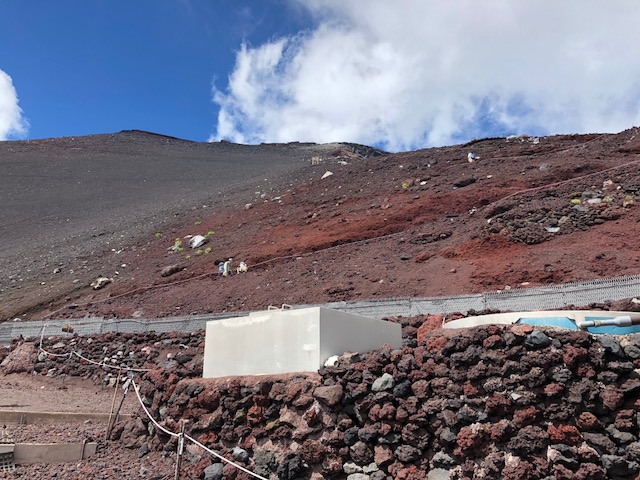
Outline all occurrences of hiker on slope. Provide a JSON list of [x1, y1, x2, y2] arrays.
[[223, 258, 233, 277]]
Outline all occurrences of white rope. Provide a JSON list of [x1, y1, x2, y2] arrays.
[[37, 347, 151, 371], [131, 379, 268, 480], [37, 327, 270, 479], [72, 351, 151, 372], [38, 346, 72, 358], [39, 322, 46, 349], [185, 434, 269, 480], [131, 378, 180, 438], [38, 322, 73, 358], [37, 322, 151, 372]]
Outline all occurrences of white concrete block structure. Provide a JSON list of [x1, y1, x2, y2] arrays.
[[203, 306, 402, 378]]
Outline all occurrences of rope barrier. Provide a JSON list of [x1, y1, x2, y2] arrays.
[[38, 348, 72, 358], [38, 323, 72, 358], [36, 343, 271, 479], [185, 434, 269, 480], [131, 379, 179, 438], [72, 351, 152, 372], [131, 379, 269, 480], [35, 325, 273, 479], [37, 323, 152, 372]]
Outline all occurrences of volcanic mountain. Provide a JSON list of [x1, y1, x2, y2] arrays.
[[2, 128, 640, 322]]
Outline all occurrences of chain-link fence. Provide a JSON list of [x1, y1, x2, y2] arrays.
[[2, 274, 639, 345]]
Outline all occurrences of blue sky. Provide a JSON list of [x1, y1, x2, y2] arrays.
[[0, 1, 310, 142], [2, 1, 640, 151]]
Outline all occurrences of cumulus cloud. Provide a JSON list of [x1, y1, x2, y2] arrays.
[[0, 69, 28, 140], [211, 1, 640, 151]]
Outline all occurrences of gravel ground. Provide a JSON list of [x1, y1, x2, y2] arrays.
[[1, 432, 175, 480], [0, 373, 175, 479], [0, 373, 139, 414], [0, 131, 363, 321]]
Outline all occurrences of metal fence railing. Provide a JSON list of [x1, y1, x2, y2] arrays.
[[2, 274, 639, 345]]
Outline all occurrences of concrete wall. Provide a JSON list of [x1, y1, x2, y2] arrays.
[[0, 410, 131, 425], [317, 308, 402, 364], [13, 442, 97, 464], [203, 307, 401, 378]]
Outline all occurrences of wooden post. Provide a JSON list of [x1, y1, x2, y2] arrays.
[[106, 378, 131, 439], [174, 420, 186, 480], [105, 371, 122, 438]]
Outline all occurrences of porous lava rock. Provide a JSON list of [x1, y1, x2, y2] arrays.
[[23, 322, 635, 479]]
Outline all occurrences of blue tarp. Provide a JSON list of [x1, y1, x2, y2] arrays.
[[516, 316, 578, 330]]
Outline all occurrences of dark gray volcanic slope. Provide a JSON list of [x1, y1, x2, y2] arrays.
[[0, 130, 379, 308]]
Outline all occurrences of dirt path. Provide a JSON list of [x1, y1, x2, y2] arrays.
[[0, 373, 138, 414]]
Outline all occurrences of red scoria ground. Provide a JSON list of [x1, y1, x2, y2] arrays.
[[7, 129, 639, 321]]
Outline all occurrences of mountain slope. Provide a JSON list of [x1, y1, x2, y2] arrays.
[[2, 129, 640, 321]]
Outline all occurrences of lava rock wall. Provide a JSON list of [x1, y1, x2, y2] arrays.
[[125, 321, 640, 480]]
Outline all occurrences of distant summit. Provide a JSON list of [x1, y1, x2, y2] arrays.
[[118, 129, 196, 142]]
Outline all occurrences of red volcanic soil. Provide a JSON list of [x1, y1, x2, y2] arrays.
[[2, 129, 640, 321]]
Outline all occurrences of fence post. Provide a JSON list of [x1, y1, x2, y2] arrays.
[[106, 371, 122, 439], [174, 420, 187, 480]]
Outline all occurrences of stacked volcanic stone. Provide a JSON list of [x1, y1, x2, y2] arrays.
[[31, 331, 204, 383], [128, 322, 640, 480]]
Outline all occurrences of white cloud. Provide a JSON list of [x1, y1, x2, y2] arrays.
[[0, 69, 28, 140], [211, 1, 640, 151]]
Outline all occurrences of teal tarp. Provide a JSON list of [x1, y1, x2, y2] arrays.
[[516, 317, 578, 330]]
